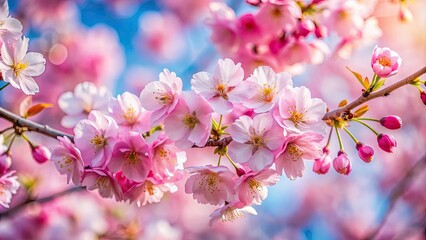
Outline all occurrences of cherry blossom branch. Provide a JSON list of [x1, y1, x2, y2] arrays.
[[323, 66, 426, 121], [364, 152, 426, 240], [0, 107, 74, 140], [0, 186, 85, 219]]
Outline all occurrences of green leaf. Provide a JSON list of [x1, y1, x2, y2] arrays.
[[346, 67, 365, 88], [373, 79, 386, 91]]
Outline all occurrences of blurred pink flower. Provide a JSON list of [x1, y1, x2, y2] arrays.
[[244, 66, 293, 113], [227, 113, 283, 172], [191, 58, 257, 114], [0, 0, 22, 41], [255, 1, 301, 35], [275, 132, 323, 180], [312, 148, 331, 174], [371, 46, 402, 78], [51, 136, 84, 185], [185, 165, 235, 205], [58, 82, 111, 128], [163, 91, 212, 149], [235, 169, 279, 205], [74, 111, 118, 168], [139, 69, 182, 124], [0, 171, 20, 208], [108, 132, 151, 182], [0, 37, 46, 95]]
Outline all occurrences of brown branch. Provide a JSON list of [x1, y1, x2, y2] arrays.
[[363, 153, 426, 240], [0, 107, 74, 141], [323, 66, 426, 121], [0, 186, 85, 219]]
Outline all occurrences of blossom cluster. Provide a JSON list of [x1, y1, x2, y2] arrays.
[[207, 0, 383, 74], [51, 57, 331, 224]]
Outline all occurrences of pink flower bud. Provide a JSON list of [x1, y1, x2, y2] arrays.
[[379, 115, 402, 130], [298, 19, 315, 37], [313, 149, 331, 174], [246, 0, 263, 6], [333, 151, 352, 175], [356, 143, 374, 163], [314, 24, 327, 38], [236, 168, 246, 177], [32, 145, 51, 164], [399, 6, 413, 22], [0, 153, 12, 174], [371, 46, 402, 78], [420, 91, 426, 105], [377, 134, 397, 153]]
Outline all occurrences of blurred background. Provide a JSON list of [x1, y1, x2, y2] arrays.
[[0, 0, 425, 239]]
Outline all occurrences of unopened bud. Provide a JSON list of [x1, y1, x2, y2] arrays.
[[333, 151, 352, 175], [356, 143, 374, 163], [380, 115, 402, 130], [420, 91, 426, 105], [0, 152, 12, 174], [377, 134, 397, 153], [32, 145, 51, 164]]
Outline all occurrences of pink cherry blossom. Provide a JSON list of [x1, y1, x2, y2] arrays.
[[209, 201, 257, 226], [332, 151, 352, 175], [150, 135, 182, 180], [81, 168, 123, 201], [0, 171, 20, 208], [139, 69, 182, 124], [322, 0, 364, 39], [31, 145, 51, 164], [51, 136, 84, 185], [185, 165, 236, 205], [58, 82, 111, 128], [0, 37, 46, 95], [125, 178, 178, 206], [0, 0, 23, 41], [107, 132, 151, 182], [235, 169, 279, 205], [313, 148, 331, 174], [109, 91, 151, 132], [236, 13, 263, 44], [244, 66, 293, 113], [274, 86, 327, 135], [275, 132, 323, 180], [255, 1, 301, 35], [228, 113, 283, 172], [191, 58, 257, 114], [371, 46, 402, 78], [74, 111, 119, 168], [163, 91, 212, 149]]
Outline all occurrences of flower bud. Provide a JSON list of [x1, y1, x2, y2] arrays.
[[298, 19, 315, 38], [399, 6, 413, 22], [356, 143, 374, 163], [333, 151, 352, 175], [314, 24, 327, 38], [32, 145, 51, 164], [313, 149, 331, 174], [377, 134, 397, 153], [236, 168, 246, 177], [0, 152, 12, 174], [420, 91, 426, 105], [371, 46, 402, 78], [379, 115, 402, 130]]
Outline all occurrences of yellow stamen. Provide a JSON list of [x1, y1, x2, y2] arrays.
[[288, 106, 304, 126], [378, 56, 392, 67], [286, 143, 303, 161], [90, 134, 107, 150], [182, 113, 199, 129], [215, 83, 228, 100], [13, 62, 27, 77]]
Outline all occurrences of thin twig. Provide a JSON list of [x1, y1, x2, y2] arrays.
[[363, 153, 426, 240], [0, 186, 85, 219], [323, 66, 426, 120]]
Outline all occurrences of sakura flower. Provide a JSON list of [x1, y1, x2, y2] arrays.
[[235, 169, 279, 205], [185, 165, 235, 205], [139, 69, 182, 124], [313, 148, 331, 174], [191, 58, 257, 114], [244, 66, 293, 113], [81, 169, 123, 200], [322, 0, 364, 39], [0, 0, 23, 41], [107, 132, 151, 182], [209, 201, 257, 226], [150, 135, 182, 180], [371, 46, 402, 78], [0, 171, 20, 208], [125, 178, 178, 206], [274, 86, 327, 135], [109, 91, 151, 132], [163, 91, 212, 149], [74, 111, 119, 168], [255, 1, 301, 35], [228, 113, 283, 172], [51, 136, 84, 185], [275, 132, 323, 180], [0, 37, 46, 95], [58, 82, 111, 128]]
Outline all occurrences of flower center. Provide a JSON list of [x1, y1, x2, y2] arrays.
[[222, 207, 244, 222], [271, 7, 282, 18], [95, 176, 109, 189], [144, 181, 155, 196], [247, 177, 262, 193], [215, 83, 228, 100], [378, 56, 392, 67], [288, 106, 304, 126], [260, 85, 274, 103], [90, 134, 107, 150], [13, 62, 27, 77], [182, 113, 199, 129], [60, 156, 74, 170], [200, 173, 219, 193], [124, 151, 139, 165], [156, 92, 174, 105], [123, 106, 137, 124], [286, 143, 303, 161]]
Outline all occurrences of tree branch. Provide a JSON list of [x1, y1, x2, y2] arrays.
[[323, 66, 426, 120], [0, 107, 74, 140], [0, 186, 85, 219]]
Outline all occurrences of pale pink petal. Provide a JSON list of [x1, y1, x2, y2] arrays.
[[22, 52, 46, 76]]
